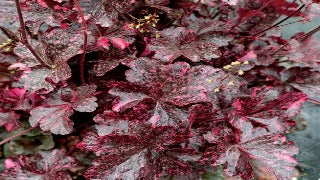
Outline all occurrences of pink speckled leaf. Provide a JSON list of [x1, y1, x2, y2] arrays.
[[72, 85, 98, 112], [22, 1, 60, 35], [216, 118, 299, 179], [43, 24, 95, 61], [222, 0, 240, 6], [0, 111, 21, 132], [18, 65, 71, 93], [149, 27, 228, 62], [29, 103, 74, 135], [109, 88, 151, 112], [282, 68, 320, 102], [284, 36, 320, 69], [0, 149, 76, 180], [80, 127, 194, 179], [83, 151, 157, 179], [148, 102, 189, 128], [110, 37, 130, 50], [100, 150, 149, 180], [93, 110, 129, 136], [51, 59, 72, 83], [19, 68, 56, 93], [232, 87, 307, 134], [93, 56, 135, 77], [126, 58, 238, 107]]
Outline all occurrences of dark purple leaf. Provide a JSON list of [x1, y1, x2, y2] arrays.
[[0, 149, 76, 180], [232, 87, 307, 120], [216, 117, 299, 179], [285, 68, 320, 101], [148, 102, 189, 128], [109, 88, 151, 113], [125, 58, 240, 107], [93, 56, 135, 77], [149, 27, 226, 62], [85, 149, 150, 180]]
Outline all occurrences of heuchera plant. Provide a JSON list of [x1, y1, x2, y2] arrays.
[[0, 0, 319, 179]]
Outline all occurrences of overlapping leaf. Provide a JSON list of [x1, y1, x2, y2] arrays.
[[125, 58, 240, 107], [284, 36, 320, 70], [216, 117, 299, 179], [29, 85, 98, 134], [0, 111, 21, 132], [211, 87, 306, 178], [285, 68, 320, 102], [71, 85, 98, 112], [29, 103, 74, 135], [0, 0, 316, 179], [149, 27, 229, 62], [109, 58, 239, 128], [232, 87, 307, 121], [0, 149, 76, 180], [80, 125, 197, 179], [0, 88, 31, 111]]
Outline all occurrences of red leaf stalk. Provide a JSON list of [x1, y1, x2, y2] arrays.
[[272, 25, 320, 56], [252, 4, 305, 37], [0, 126, 38, 146], [73, 0, 88, 85], [14, 0, 47, 67], [307, 98, 320, 105]]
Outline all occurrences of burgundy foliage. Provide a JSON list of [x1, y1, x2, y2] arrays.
[[0, 0, 319, 179], [0, 149, 76, 179]]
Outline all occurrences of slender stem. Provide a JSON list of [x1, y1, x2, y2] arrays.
[[307, 98, 320, 105], [14, 0, 27, 43], [276, 19, 304, 27], [271, 25, 320, 56], [252, 4, 305, 37], [14, 0, 47, 67], [73, 0, 87, 85], [0, 26, 20, 42], [298, 25, 320, 41], [0, 126, 38, 146]]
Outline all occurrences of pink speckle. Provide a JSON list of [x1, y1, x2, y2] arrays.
[[148, 114, 160, 128], [7, 63, 28, 71], [37, 0, 48, 8], [97, 37, 110, 49], [4, 159, 16, 169], [110, 37, 130, 50], [76, 142, 84, 148], [239, 50, 257, 62]]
